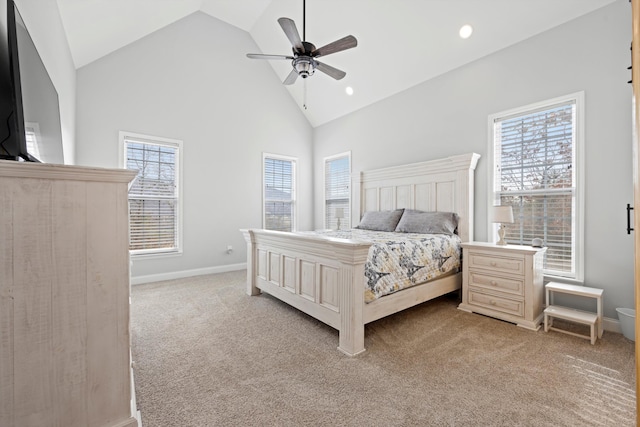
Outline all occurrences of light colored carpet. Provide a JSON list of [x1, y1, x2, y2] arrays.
[[131, 271, 636, 427]]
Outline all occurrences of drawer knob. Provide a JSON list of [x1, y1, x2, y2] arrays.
[[490, 261, 497, 266], [490, 300, 497, 305], [490, 280, 497, 286]]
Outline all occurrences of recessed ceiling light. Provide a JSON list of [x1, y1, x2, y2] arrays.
[[345, 86, 354, 96], [459, 24, 473, 39]]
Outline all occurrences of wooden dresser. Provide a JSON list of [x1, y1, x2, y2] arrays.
[[0, 161, 138, 427], [458, 241, 546, 330]]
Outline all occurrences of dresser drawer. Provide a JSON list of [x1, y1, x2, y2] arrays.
[[467, 252, 524, 275], [468, 272, 524, 296], [468, 289, 524, 318]]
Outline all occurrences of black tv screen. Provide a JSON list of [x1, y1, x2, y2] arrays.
[[0, 0, 64, 163]]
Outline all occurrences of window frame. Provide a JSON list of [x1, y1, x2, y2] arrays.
[[119, 131, 184, 258], [323, 151, 351, 230], [262, 152, 297, 232], [487, 91, 585, 283]]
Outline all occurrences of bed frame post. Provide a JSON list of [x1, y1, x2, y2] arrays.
[[337, 254, 368, 356], [240, 229, 260, 296]]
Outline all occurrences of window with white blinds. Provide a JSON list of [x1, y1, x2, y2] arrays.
[[490, 93, 584, 280], [263, 154, 296, 232], [122, 133, 182, 255], [324, 152, 351, 230]]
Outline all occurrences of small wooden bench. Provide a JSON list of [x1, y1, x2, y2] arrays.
[[543, 282, 603, 345]]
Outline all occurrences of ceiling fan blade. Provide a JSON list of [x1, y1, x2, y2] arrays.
[[314, 35, 357, 58], [246, 53, 293, 60], [283, 69, 299, 85], [278, 18, 304, 54], [316, 61, 346, 80]]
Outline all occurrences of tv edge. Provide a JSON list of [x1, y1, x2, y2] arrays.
[[0, 0, 64, 163]]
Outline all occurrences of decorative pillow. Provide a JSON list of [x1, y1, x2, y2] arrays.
[[355, 209, 404, 232], [394, 210, 459, 234]]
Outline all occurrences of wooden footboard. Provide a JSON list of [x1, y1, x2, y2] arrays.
[[241, 229, 461, 356], [242, 229, 372, 356]]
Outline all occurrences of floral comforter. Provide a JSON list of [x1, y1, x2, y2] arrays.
[[307, 229, 462, 303]]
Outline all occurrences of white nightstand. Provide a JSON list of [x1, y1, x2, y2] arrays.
[[458, 242, 547, 330]]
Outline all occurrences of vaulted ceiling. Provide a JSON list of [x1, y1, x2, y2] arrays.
[[57, 0, 618, 127]]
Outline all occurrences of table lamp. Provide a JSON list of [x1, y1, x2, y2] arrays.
[[492, 205, 514, 246]]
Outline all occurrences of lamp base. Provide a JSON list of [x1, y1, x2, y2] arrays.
[[496, 224, 507, 245]]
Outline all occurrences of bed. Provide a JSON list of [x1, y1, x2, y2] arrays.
[[241, 152, 480, 356]]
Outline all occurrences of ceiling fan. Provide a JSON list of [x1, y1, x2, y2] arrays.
[[246, 0, 358, 85]]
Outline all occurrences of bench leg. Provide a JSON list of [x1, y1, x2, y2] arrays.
[[590, 323, 596, 345], [597, 297, 603, 338], [544, 314, 554, 332]]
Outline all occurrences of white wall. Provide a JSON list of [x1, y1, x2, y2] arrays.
[[15, 0, 75, 164], [73, 2, 633, 318], [313, 1, 633, 319], [75, 12, 314, 281]]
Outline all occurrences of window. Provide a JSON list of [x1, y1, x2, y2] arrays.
[[489, 92, 584, 281], [120, 132, 183, 255], [324, 152, 351, 230], [263, 153, 296, 232], [25, 123, 41, 160]]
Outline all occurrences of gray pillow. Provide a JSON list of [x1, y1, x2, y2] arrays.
[[355, 209, 404, 232], [394, 210, 459, 234]]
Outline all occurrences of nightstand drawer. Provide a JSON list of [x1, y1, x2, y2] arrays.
[[467, 252, 524, 275], [468, 272, 524, 296], [468, 290, 524, 317]]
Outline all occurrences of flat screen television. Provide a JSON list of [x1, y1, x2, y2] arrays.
[[0, 0, 64, 163]]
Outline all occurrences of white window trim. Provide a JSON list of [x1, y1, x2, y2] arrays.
[[323, 151, 352, 230], [262, 152, 298, 232], [119, 131, 184, 258], [486, 91, 585, 283]]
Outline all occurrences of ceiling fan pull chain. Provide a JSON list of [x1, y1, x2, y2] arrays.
[[303, 79, 308, 110]]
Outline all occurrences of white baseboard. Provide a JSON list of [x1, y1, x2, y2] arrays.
[[131, 263, 246, 285], [603, 316, 622, 334]]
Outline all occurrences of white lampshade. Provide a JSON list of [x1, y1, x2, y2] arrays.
[[492, 205, 514, 224], [335, 208, 344, 219]]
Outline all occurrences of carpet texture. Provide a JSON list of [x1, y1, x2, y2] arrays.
[[131, 271, 636, 426]]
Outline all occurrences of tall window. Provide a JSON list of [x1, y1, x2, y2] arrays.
[[121, 132, 182, 255], [489, 92, 584, 281], [324, 152, 351, 230], [263, 153, 296, 232]]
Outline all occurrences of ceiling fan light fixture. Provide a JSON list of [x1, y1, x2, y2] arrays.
[[293, 57, 316, 78]]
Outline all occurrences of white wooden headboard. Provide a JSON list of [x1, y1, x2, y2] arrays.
[[351, 153, 481, 243]]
